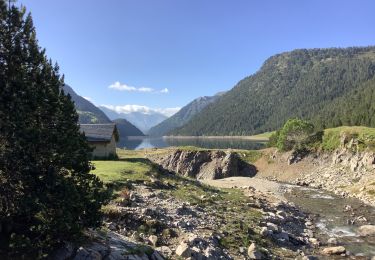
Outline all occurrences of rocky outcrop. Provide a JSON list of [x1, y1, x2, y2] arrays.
[[291, 135, 375, 206], [147, 149, 256, 180]]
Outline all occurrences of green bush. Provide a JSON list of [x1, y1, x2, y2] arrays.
[[276, 118, 315, 151]]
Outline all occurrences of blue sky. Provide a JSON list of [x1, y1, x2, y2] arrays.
[[18, 0, 375, 116]]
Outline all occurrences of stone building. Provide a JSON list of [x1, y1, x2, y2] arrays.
[[80, 124, 119, 158]]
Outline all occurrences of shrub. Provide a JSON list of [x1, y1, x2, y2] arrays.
[[276, 119, 315, 151]]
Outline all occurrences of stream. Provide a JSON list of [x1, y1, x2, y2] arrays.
[[285, 185, 375, 258]]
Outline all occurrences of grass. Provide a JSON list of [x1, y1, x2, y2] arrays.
[[322, 126, 375, 151], [92, 160, 151, 184], [250, 131, 275, 139], [236, 150, 262, 163]]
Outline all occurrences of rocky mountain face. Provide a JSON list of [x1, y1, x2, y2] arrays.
[[172, 46, 375, 136], [99, 106, 167, 134], [62, 84, 112, 124], [293, 135, 375, 205], [148, 92, 225, 136], [147, 149, 256, 180]]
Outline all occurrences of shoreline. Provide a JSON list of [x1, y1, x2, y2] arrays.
[[163, 135, 269, 141]]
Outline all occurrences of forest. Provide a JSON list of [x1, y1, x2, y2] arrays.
[[172, 47, 375, 136]]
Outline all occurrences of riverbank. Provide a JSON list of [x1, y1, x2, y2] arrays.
[[54, 145, 375, 259], [253, 147, 375, 207], [56, 149, 319, 259]]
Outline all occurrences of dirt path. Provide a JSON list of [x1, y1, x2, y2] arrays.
[[202, 176, 287, 200]]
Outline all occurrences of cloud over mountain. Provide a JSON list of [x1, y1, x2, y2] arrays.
[[109, 81, 169, 94], [100, 104, 180, 117]]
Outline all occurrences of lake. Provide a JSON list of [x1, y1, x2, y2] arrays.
[[117, 136, 267, 150]]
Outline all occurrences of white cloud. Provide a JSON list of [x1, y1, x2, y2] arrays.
[[154, 107, 180, 117], [83, 96, 93, 102], [108, 81, 169, 94], [101, 104, 180, 117]]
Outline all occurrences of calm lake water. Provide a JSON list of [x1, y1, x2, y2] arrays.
[[117, 136, 266, 150]]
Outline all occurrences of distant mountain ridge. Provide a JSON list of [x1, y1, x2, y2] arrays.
[[148, 92, 225, 136], [113, 118, 145, 137], [99, 106, 167, 134], [172, 46, 375, 135], [62, 85, 144, 141], [62, 84, 112, 124]]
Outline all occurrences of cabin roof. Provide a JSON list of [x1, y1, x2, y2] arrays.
[[80, 124, 119, 142]]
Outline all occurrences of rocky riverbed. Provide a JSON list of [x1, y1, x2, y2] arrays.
[[51, 141, 375, 259], [53, 175, 319, 259]]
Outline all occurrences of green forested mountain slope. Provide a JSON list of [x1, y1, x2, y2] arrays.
[[172, 47, 375, 136], [113, 118, 145, 137], [62, 84, 112, 124], [148, 92, 225, 136], [312, 76, 375, 128]]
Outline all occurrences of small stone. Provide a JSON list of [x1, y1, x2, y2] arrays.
[[148, 235, 158, 246], [327, 237, 338, 245], [156, 246, 172, 256], [259, 227, 269, 236], [247, 243, 263, 259], [266, 222, 279, 232], [309, 238, 320, 246], [321, 246, 346, 255], [302, 256, 318, 260], [274, 231, 289, 241], [175, 242, 191, 258]]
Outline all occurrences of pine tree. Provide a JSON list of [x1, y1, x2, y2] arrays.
[[0, 1, 109, 256]]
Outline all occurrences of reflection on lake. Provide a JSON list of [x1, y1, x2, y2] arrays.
[[117, 136, 266, 150]]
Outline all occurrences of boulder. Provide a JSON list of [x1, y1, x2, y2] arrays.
[[321, 246, 346, 255], [175, 242, 191, 258], [247, 243, 263, 259], [150, 251, 164, 260], [358, 225, 375, 236], [147, 150, 257, 180], [73, 247, 102, 260]]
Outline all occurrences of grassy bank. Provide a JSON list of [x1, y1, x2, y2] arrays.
[[90, 149, 276, 256], [322, 126, 375, 151]]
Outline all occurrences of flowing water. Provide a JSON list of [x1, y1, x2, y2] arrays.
[[117, 136, 266, 150], [285, 186, 375, 257]]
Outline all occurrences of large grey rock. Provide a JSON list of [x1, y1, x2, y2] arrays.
[[321, 246, 346, 255], [73, 247, 102, 260], [147, 150, 256, 180], [358, 225, 375, 236], [49, 242, 75, 260], [150, 251, 164, 260]]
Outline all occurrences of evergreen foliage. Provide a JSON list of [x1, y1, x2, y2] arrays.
[[172, 47, 375, 136], [275, 119, 315, 151], [0, 1, 109, 257], [113, 118, 145, 137], [149, 93, 224, 136]]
